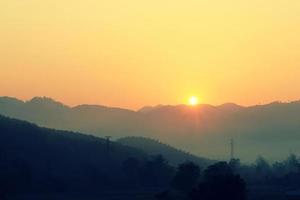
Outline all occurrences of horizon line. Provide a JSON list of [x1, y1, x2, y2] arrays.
[[1, 95, 300, 112]]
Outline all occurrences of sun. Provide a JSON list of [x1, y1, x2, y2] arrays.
[[188, 96, 199, 106]]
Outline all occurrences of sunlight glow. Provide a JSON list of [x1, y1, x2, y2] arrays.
[[188, 96, 199, 106]]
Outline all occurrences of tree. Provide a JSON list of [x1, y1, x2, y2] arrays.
[[190, 162, 246, 200], [204, 161, 232, 180], [229, 158, 241, 173], [140, 155, 174, 187], [285, 154, 300, 173], [171, 162, 200, 192], [255, 156, 271, 182]]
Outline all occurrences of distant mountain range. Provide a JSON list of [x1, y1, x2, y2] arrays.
[[1, 96, 300, 161]]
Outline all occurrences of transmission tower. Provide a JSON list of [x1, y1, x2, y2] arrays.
[[230, 138, 234, 160]]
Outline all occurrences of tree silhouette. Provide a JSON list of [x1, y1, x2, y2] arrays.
[[285, 154, 300, 173], [255, 156, 271, 183], [229, 158, 241, 173], [204, 161, 232, 179], [140, 155, 174, 187], [190, 162, 246, 200], [171, 162, 200, 192]]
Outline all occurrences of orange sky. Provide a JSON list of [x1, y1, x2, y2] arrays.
[[0, 0, 300, 109]]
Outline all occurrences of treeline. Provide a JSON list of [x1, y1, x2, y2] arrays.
[[156, 161, 246, 200], [230, 154, 300, 186], [119, 154, 300, 200], [0, 153, 246, 200]]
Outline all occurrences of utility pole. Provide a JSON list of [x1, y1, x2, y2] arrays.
[[230, 138, 234, 160], [105, 136, 112, 156]]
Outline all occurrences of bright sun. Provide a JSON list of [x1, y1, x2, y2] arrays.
[[188, 96, 199, 106]]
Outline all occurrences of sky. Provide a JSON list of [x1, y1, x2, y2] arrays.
[[0, 0, 300, 109]]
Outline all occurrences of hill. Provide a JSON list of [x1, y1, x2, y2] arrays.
[[117, 137, 215, 167], [0, 115, 177, 198]]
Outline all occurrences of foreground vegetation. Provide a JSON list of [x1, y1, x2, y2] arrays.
[[1, 115, 300, 200]]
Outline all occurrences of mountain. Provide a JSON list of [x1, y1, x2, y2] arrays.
[[0, 97, 139, 136], [0, 115, 179, 198], [1, 96, 300, 161], [118, 137, 215, 167]]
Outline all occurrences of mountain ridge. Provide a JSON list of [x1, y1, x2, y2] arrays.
[[1, 96, 277, 111], [1, 96, 300, 161]]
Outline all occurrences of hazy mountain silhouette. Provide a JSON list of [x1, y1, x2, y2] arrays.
[[118, 136, 215, 167], [0, 115, 189, 198], [0, 114, 147, 170], [1, 96, 300, 161]]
